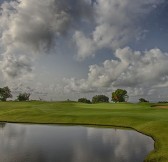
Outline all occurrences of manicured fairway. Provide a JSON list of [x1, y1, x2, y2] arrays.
[[0, 101, 168, 162]]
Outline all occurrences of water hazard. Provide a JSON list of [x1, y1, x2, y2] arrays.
[[0, 123, 154, 162]]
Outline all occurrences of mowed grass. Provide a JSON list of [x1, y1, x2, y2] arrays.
[[0, 101, 168, 161]]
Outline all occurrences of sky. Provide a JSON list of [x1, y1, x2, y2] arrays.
[[0, 0, 168, 102]]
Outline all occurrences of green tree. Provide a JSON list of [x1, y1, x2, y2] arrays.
[[92, 95, 109, 103], [0, 86, 12, 101], [112, 89, 128, 102], [17, 93, 30, 101], [78, 98, 91, 104], [139, 98, 149, 103]]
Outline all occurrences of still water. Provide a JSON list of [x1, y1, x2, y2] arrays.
[[0, 123, 154, 162]]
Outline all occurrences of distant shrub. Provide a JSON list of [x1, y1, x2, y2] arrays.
[[92, 95, 109, 103], [17, 93, 30, 101], [139, 98, 149, 103], [158, 101, 168, 103], [78, 98, 91, 104], [65, 99, 76, 103]]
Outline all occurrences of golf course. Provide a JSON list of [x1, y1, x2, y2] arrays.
[[0, 101, 167, 161]]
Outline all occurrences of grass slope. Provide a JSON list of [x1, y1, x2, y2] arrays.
[[0, 101, 168, 162]]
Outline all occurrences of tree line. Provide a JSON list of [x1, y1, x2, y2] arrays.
[[78, 89, 149, 104], [0, 86, 30, 101], [78, 89, 129, 104], [0, 86, 150, 103]]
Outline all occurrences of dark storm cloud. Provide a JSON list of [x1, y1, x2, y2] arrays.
[[54, 0, 94, 20], [0, 0, 94, 78]]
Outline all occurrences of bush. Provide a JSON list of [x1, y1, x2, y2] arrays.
[[139, 98, 149, 103], [158, 101, 168, 103], [92, 95, 109, 103], [78, 98, 91, 104], [17, 93, 30, 101]]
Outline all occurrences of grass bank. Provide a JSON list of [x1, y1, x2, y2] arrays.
[[0, 101, 168, 161]]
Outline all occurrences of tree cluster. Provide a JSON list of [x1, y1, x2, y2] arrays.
[[0, 86, 153, 104], [17, 93, 30, 101], [112, 89, 128, 102], [78, 89, 129, 104], [0, 87, 12, 101], [158, 101, 168, 103], [78, 98, 91, 104], [92, 95, 109, 103], [139, 98, 149, 103], [0, 86, 30, 102]]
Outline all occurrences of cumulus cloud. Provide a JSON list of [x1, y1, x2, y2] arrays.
[[0, 0, 167, 101], [73, 31, 96, 60], [0, 0, 165, 79], [74, 0, 165, 60], [0, 54, 32, 78], [0, 0, 94, 79], [64, 47, 168, 96]]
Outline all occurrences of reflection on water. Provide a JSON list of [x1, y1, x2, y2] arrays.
[[0, 123, 154, 162], [0, 122, 6, 129]]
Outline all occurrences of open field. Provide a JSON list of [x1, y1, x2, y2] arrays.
[[0, 101, 167, 161]]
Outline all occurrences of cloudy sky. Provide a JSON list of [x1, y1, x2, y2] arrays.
[[0, 0, 168, 102]]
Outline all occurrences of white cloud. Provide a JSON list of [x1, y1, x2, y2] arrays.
[[64, 47, 168, 96], [73, 31, 96, 61], [74, 0, 165, 60], [0, 0, 167, 101], [0, 54, 32, 79], [0, 0, 93, 79]]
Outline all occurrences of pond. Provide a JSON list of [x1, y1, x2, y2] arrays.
[[0, 123, 154, 162]]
